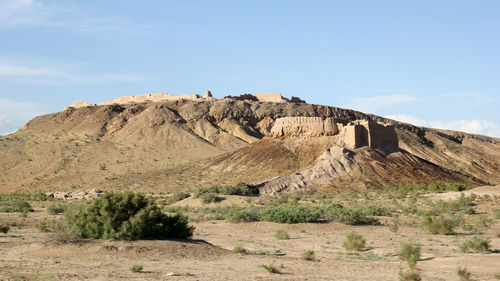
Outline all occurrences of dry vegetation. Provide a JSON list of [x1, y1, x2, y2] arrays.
[[1, 183, 499, 280]]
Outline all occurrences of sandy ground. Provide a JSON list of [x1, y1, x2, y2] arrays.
[[1, 204, 499, 281], [429, 185, 500, 201]]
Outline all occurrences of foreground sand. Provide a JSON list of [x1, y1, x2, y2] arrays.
[[1, 207, 499, 280]]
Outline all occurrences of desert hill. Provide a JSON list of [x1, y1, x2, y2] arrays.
[[0, 94, 498, 194]]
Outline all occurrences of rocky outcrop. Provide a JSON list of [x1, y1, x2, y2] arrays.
[[270, 117, 347, 137]]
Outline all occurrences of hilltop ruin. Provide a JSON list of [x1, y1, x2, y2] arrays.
[[269, 117, 398, 150], [67, 92, 292, 109]]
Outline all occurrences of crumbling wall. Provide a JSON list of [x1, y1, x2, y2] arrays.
[[343, 120, 398, 149], [254, 93, 286, 103], [98, 93, 201, 106], [270, 117, 345, 137], [68, 101, 91, 109], [366, 121, 399, 148]]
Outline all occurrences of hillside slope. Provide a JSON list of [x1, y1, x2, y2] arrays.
[[0, 98, 498, 193]]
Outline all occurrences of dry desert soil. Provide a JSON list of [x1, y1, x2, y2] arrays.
[[1, 185, 499, 281]]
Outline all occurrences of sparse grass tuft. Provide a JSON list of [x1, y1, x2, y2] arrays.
[[200, 193, 221, 204], [389, 219, 399, 233], [261, 263, 280, 274], [460, 237, 491, 253], [0, 223, 10, 234], [422, 215, 455, 235], [398, 241, 421, 268], [48, 203, 66, 215], [399, 268, 422, 281], [343, 232, 366, 251], [233, 246, 247, 254], [457, 266, 473, 281], [130, 265, 143, 273], [303, 249, 315, 261], [274, 229, 289, 240], [166, 192, 190, 205]]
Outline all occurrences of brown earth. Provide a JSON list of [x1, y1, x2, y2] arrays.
[[1, 191, 499, 281], [0, 98, 499, 193]]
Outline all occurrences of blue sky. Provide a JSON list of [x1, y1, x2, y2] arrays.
[[1, 0, 499, 136]]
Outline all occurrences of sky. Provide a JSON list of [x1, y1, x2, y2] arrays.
[[0, 0, 499, 137]]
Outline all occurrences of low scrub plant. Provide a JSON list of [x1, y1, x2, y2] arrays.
[[422, 215, 455, 235], [233, 246, 247, 253], [166, 192, 190, 205], [194, 183, 259, 198], [460, 237, 491, 253], [399, 268, 422, 281], [343, 232, 366, 251], [66, 191, 194, 240], [261, 263, 280, 274], [48, 203, 66, 215], [398, 241, 421, 268], [389, 218, 399, 233], [200, 193, 221, 204], [457, 266, 472, 281], [130, 264, 143, 273], [303, 249, 315, 261], [275, 229, 289, 240], [0, 223, 10, 234], [493, 209, 500, 220], [0, 199, 33, 213]]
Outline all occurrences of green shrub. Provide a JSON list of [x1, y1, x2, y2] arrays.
[[227, 207, 259, 222], [38, 218, 57, 233], [275, 229, 289, 240], [194, 183, 259, 198], [261, 263, 280, 274], [48, 203, 66, 215], [0, 223, 10, 234], [66, 191, 194, 240], [493, 209, 500, 220], [343, 232, 366, 251], [233, 246, 247, 253], [259, 205, 322, 224], [0, 199, 33, 213], [166, 192, 190, 205], [130, 265, 143, 273], [389, 217, 399, 233], [200, 193, 221, 204], [303, 249, 315, 261], [457, 266, 472, 281], [460, 237, 491, 253], [398, 241, 421, 268], [422, 215, 455, 235], [399, 268, 421, 281], [326, 205, 380, 225]]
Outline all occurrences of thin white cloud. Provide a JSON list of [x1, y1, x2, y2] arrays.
[[0, 60, 146, 84], [0, 0, 153, 34], [346, 94, 417, 113], [385, 114, 500, 138], [0, 98, 44, 135]]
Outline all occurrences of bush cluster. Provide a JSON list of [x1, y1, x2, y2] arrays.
[[398, 241, 421, 268], [0, 199, 33, 213], [460, 237, 491, 253], [343, 232, 366, 251], [165, 192, 190, 205], [194, 183, 259, 198], [166, 203, 380, 225], [422, 215, 456, 235], [66, 191, 193, 240]]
